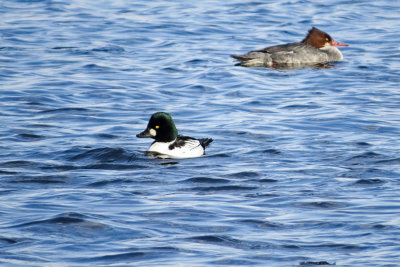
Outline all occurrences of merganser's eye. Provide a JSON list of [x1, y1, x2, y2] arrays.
[[155, 125, 160, 129]]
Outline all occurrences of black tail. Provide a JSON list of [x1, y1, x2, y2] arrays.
[[199, 138, 213, 148], [231, 54, 247, 61]]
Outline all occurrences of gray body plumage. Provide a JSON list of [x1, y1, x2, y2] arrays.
[[232, 42, 343, 68]]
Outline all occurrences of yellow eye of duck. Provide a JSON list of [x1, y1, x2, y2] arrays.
[[155, 125, 159, 129]]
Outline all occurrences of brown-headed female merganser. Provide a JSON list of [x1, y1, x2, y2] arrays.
[[232, 27, 348, 68]]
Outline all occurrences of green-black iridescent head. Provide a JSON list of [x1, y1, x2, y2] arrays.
[[136, 112, 178, 142]]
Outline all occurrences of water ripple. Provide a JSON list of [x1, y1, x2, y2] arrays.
[[1, 0, 400, 266]]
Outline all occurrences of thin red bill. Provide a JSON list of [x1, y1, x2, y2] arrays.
[[331, 40, 349, 46]]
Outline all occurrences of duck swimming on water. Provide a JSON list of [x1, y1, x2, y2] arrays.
[[232, 27, 348, 68], [137, 112, 213, 159]]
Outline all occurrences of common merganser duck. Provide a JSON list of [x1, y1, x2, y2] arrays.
[[136, 112, 213, 159], [232, 27, 348, 68]]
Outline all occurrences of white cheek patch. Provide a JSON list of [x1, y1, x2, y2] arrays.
[[149, 128, 156, 137]]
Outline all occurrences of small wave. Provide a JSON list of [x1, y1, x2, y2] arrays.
[[42, 163, 146, 171], [297, 201, 346, 209], [189, 235, 228, 243], [88, 178, 134, 187], [184, 58, 208, 65], [0, 46, 23, 51], [91, 46, 125, 53], [0, 160, 36, 168], [38, 107, 90, 114], [51, 45, 125, 55], [95, 133, 118, 139], [375, 158, 400, 164], [0, 237, 18, 244], [238, 219, 285, 229], [89, 252, 146, 261], [347, 151, 382, 161], [354, 142, 371, 146], [258, 178, 278, 183], [17, 133, 43, 140], [245, 192, 280, 198], [161, 66, 181, 73], [280, 103, 321, 109], [189, 185, 258, 192], [207, 152, 231, 158], [83, 64, 113, 71], [77, 246, 181, 263], [300, 261, 334, 265], [302, 243, 361, 250], [15, 212, 87, 228], [66, 147, 141, 165], [81, 163, 146, 170], [262, 148, 281, 154], [224, 171, 260, 179], [0, 170, 17, 175], [14, 212, 110, 235], [69, 147, 127, 162], [51, 46, 77, 50], [353, 178, 385, 185], [182, 177, 230, 183], [189, 235, 272, 250], [10, 175, 67, 184], [40, 165, 78, 171], [339, 167, 397, 180]]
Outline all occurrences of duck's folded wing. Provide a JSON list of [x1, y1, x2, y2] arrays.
[[169, 136, 201, 151]]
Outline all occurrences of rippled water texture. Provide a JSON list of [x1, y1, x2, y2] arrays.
[[1, 0, 400, 266]]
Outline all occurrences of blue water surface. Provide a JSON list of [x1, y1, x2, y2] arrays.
[[1, 0, 400, 266]]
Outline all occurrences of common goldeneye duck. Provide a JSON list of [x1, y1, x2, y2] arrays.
[[136, 112, 213, 159], [232, 27, 348, 68]]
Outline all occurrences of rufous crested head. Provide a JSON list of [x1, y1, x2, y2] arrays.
[[302, 27, 348, 48]]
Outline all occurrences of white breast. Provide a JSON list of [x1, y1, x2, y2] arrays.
[[320, 46, 343, 61]]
